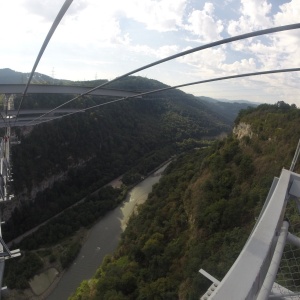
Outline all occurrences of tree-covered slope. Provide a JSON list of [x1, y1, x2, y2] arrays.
[[1, 75, 255, 293], [11, 76, 233, 194], [70, 102, 300, 300], [198, 96, 258, 124], [4, 75, 245, 242]]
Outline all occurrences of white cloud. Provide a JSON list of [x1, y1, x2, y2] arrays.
[[227, 0, 272, 35], [274, 0, 300, 26], [177, 47, 227, 77], [248, 42, 281, 69], [185, 3, 224, 42], [121, 0, 187, 32], [21, 0, 89, 22], [224, 0, 299, 100], [220, 57, 257, 73], [47, 2, 132, 48], [272, 0, 300, 63], [129, 44, 179, 60], [156, 45, 180, 58]]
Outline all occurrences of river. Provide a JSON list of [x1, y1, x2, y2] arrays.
[[47, 162, 170, 300]]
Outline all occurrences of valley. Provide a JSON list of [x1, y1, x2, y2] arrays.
[[0, 72, 256, 299]]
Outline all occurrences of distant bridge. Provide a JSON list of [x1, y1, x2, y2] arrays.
[[0, 85, 142, 127], [0, 107, 85, 128], [0, 84, 141, 98]]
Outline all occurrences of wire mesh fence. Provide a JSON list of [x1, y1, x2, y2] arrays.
[[276, 199, 300, 298]]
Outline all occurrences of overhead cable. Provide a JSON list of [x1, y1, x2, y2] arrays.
[[13, 0, 73, 126], [26, 23, 300, 125], [23, 67, 300, 127]]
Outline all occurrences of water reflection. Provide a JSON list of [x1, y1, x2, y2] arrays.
[[47, 162, 170, 300]]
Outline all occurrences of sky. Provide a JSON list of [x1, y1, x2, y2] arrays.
[[0, 0, 299, 105]]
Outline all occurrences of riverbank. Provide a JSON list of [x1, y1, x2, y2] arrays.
[[7, 157, 173, 248], [3, 160, 172, 300], [46, 160, 171, 300], [29, 268, 59, 297]]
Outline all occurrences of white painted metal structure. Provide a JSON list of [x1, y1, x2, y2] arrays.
[[0, 96, 20, 300], [0, 84, 142, 98], [0, 106, 85, 128], [201, 168, 300, 300]]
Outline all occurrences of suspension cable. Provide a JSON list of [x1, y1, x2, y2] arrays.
[[25, 23, 300, 126], [21, 67, 300, 127], [13, 0, 73, 126]]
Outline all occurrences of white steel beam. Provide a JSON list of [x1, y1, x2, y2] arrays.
[[257, 221, 289, 300], [208, 169, 298, 300]]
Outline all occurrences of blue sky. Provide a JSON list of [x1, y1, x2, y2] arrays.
[[0, 0, 299, 105]]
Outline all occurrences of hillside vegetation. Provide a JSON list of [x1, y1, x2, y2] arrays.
[[1, 75, 254, 292], [4, 76, 247, 241], [70, 102, 300, 299]]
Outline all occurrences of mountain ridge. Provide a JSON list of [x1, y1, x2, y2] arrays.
[[0, 68, 258, 106]]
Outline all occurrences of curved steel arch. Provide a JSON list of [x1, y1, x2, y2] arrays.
[[26, 67, 300, 127], [14, 0, 73, 126], [0, 84, 141, 98], [25, 23, 300, 125]]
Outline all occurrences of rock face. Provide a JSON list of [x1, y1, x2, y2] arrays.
[[2, 155, 92, 221], [1, 172, 67, 222], [233, 122, 253, 140], [27, 172, 67, 200]]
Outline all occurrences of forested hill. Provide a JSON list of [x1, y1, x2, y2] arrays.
[[10, 75, 252, 196], [2, 75, 254, 240], [70, 102, 300, 300], [198, 96, 259, 124], [1, 74, 256, 293], [0, 68, 72, 84]]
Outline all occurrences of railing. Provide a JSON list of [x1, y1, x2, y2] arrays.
[[200, 168, 300, 299], [0, 95, 21, 296]]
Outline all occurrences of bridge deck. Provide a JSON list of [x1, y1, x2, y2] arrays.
[[0, 84, 142, 98], [208, 169, 300, 300]]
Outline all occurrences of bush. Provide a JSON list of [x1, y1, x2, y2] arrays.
[[60, 242, 81, 269]]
